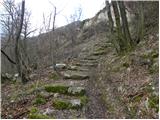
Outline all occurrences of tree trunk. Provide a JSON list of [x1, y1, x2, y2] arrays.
[[136, 1, 144, 44], [14, 0, 28, 84], [118, 1, 132, 49], [112, 1, 125, 52], [106, 1, 120, 53]]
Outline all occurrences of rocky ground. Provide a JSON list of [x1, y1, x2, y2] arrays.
[[2, 28, 158, 118], [1, 10, 159, 119]]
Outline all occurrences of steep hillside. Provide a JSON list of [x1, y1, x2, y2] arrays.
[[1, 1, 159, 119]]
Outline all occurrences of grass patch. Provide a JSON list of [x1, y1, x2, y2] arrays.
[[149, 63, 159, 74], [29, 113, 50, 119], [45, 85, 69, 94], [33, 97, 46, 105], [148, 95, 159, 112]]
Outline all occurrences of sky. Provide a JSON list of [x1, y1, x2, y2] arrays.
[[0, 0, 106, 35]]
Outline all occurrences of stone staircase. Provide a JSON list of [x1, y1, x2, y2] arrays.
[[28, 57, 99, 119]]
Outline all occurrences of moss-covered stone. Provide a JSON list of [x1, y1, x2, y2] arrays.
[[53, 99, 83, 110], [45, 85, 69, 94], [28, 107, 50, 119], [80, 96, 88, 105], [29, 113, 50, 119], [52, 99, 71, 110], [33, 97, 46, 105], [68, 87, 85, 96]]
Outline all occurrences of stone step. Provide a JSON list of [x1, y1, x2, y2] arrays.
[[52, 96, 88, 110], [52, 99, 82, 110], [44, 85, 86, 96], [61, 71, 89, 80], [83, 56, 99, 61], [74, 62, 97, 67], [67, 65, 89, 72], [78, 60, 98, 65], [51, 80, 87, 86]]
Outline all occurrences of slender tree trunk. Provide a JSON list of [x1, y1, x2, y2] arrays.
[[106, 1, 120, 53], [136, 1, 144, 44], [118, 1, 132, 48], [14, 0, 28, 84], [112, 1, 125, 52]]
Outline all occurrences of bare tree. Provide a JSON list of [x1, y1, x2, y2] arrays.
[[107, 1, 144, 54], [1, 0, 33, 83]]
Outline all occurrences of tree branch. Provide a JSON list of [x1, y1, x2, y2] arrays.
[[1, 49, 16, 64]]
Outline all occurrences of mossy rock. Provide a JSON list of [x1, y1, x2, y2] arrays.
[[52, 99, 72, 110], [80, 96, 88, 105], [45, 85, 69, 94], [28, 107, 50, 119], [33, 97, 46, 105], [53, 99, 83, 110], [68, 87, 85, 96], [49, 73, 60, 80], [29, 113, 50, 119]]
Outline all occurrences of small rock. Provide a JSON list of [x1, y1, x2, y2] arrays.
[[70, 99, 81, 107], [62, 71, 89, 80], [14, 73, 19, 77], [54, 93, 60, 98], [68, 86, 85, 95], [55, 63, 66, 70], [43, 108, 54, 115], [49, 66, 54, 69], [69, 81, 74, 86], [68, 65, 77, 70]]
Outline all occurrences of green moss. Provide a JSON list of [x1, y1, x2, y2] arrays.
[[131, 94, 143, 103], [122, 62, 130, 68], [141, 50, 158, 60], [33, 97, 46, 105], [149, 62, 159, 74], [53, 100, 71, 110], [28, 107, 50, 119], [29, 113, 50, 119], [148, 95, 159, 112], [151, 50, 158, 58], [29, 107, 38, 114], [45, 85, 69, 94], [80, 96, 88, 105], [49, 73, 60, 80]]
